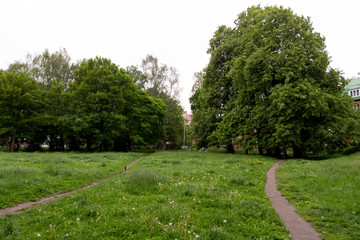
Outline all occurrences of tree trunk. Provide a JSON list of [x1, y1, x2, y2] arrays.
[[274, 147, 282, 159], [259, 146, 263, 155], [282, 147, 288, 159], [59, 134, 65, 151], [9, 133, 15, 152], [293, 146, 304, 158], [226, 142, 234, 153]]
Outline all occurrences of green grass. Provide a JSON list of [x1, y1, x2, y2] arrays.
[[277, 153, 360, 240], [0, 151, 289, 239], [0, 152, 143, 209]]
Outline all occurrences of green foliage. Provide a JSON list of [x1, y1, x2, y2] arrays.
[[191, 5, 360, 156], [0, 71, 43, 151], [8, 48, 75, 86], [127, 55, 184, 146], [277, 154, 360, 239], [66, 57, 167, 151], [3, 50, 169, 151]]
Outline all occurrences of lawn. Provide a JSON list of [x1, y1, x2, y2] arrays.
[[276, 153, 360, 240], [0, 152, 143, 209], [0, 151, 289, 239]]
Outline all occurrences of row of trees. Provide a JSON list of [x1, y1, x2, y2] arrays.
[[191, 5, 360, 157], [0, 49, 184, 152]]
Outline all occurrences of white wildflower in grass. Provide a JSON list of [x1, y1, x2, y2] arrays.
[[169, 223, 172, 226], [76, 217, 80, 221], [188, 231, 191, 234], [132, 208, 135, 210], [193, 199, 195, 201], [196, 234, 199, 238], [37, 233, 41, 237], [223, 219, 227, 223]]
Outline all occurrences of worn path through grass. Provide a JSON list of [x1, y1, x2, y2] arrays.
[[266, 160, 321, 240], [0, 152, 144, 209], [0, 155, 146, 216], [277, 153, 360, 240], [0, 151, 290, 239]]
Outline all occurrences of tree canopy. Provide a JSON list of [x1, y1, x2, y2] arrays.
[[0, 50, 167, 152], [0, 71, 43, 151], [127, 55, 184, 147], [191, 5, 360, 156]]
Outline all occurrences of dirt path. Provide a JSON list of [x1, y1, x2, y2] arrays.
[[265, 160, 321, 240], [0, 156, 145, 217]]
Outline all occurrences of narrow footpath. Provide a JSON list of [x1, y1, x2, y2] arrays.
[[265, 160, 321, 240], [0, 156, 146, 217]]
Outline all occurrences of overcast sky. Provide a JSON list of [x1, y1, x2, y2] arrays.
[[1, 0, 359, 112]]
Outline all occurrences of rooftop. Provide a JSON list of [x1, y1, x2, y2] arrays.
[[345, 77, 360, 90], [345, 77, 360, 101]]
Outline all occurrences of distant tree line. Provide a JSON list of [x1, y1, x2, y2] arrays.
[[190, 5, 360, 157], [0, 49, 184, 152]]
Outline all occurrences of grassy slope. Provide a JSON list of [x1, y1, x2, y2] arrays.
[[277, 154, 360, 240], [0, 151, 289, 239], [0, 152, 143, 209]]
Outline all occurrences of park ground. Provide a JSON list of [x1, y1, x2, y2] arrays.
[[0, 151, 359, 239]]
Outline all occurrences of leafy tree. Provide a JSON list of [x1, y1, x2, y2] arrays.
[[125, 89, 167, 148], [7, 48, 77, 151], [192, 5, 360, 156], [66, 57, 166, 151], [190, 26, 238, 151], [127, 55, 184, 147], [42, 80, 69, 151], [126, 65, 148, 89], [0, 71, 43, 151], [8, 48, 76, 86]]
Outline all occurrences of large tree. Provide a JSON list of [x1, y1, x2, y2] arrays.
[[191, 5, 360, 156], [127, 55, 184, 146], [66, 57, 166, 151], [0, 71, 43, 151], [7, 48, 77, 151], [8, 48, 75, 86]]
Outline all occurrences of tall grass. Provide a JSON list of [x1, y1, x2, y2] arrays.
[[0, 152, 142, 209], [0, 151, 289, 239], [277, 153, 360, 239]]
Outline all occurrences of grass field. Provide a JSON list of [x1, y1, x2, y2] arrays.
[[277, 153, 360, 240], [0, 152, 143, 209], [0, 151, 289, 239]]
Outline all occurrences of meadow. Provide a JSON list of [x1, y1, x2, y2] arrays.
[[0, 152, 143, 209], [0, 151, 290, 239], [277, 153, 360, 240]]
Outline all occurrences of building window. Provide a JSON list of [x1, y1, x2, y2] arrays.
[[350, 91, 353, 97]]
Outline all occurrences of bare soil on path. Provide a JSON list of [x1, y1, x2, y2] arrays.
[[0, 156, 145, 217], [265, 160, 321, 240]]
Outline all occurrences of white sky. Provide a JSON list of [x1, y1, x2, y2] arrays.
[[1, 0, 359, 112]]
